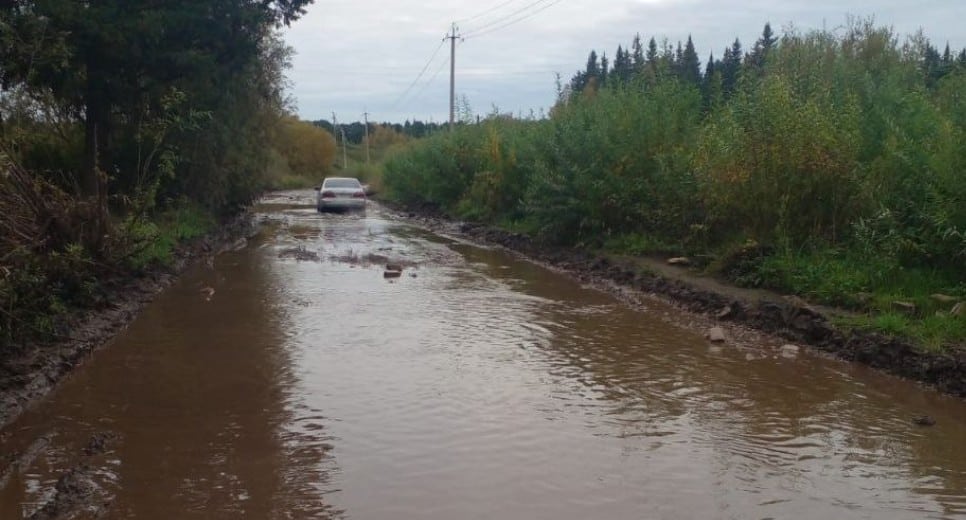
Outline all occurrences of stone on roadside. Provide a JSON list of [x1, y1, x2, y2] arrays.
[[706, 326, 727, 343], [717, 306, 733, 320], [952, 302, 964, 317], [779, 344, 800, 358], [667, 257, 691, 266], [892, 301, 916, 315], [931, 293, 959, 304]]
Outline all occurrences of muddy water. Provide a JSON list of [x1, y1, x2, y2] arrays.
[[2, 191, 966, 519]]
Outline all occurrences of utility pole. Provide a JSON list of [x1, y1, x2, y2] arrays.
[[331, 111, 339, 170], [447, 22, 460, 131], [340, 128, 348, 170], [363, 111, 370, 164]]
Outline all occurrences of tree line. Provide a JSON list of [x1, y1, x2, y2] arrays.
[[312, 119, 446, 144], [569, 22, 966, 108]]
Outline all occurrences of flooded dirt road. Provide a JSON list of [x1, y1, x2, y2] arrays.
[[3, 191, 966, 519]]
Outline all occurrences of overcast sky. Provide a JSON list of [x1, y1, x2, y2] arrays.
[[282, 0, 965, 124]]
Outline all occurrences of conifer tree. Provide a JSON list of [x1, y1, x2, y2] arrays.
[[722, 38, 743, 95], [646, 37, 659, 72], [748, 22, 777, 71], [680, 35, 702, 85], [600, 52, 609, 88], [631, 34, 646, 72]]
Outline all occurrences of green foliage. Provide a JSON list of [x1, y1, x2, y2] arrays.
[[839, 312, 966, 352], [0, 243, 99, 345], [124, 204, 216, 270], [383, 21, 966, 347], [0, 1, 314, 349]]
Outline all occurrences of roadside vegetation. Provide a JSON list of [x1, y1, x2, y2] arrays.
[[383, 20, 966, 349], [0, 1, 332, 349]]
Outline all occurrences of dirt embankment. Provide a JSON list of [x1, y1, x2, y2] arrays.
[[0, 213, 258, 429], [397, 206, 966, 398]]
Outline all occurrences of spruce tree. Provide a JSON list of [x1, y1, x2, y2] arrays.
[[646, 37, 659, 71], [681, 35, 701, 85], [610, 46, 623, 84], [600, 52, 609, 88], [631, 34, 645, 72], [747, 23, 777, 74], [722, 38, 743, 95]]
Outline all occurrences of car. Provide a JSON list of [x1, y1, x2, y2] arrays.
[[315, 177, 367, 213]]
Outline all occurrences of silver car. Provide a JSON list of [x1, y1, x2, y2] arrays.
[[315, 177, 367, 213]]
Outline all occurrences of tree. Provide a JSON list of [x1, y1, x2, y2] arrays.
[[600, 52, 609, 88], [722, 38, 743, 95], [680, 35, 702, 85], [645, 37, 659, 77], [748, 22, 777, 71], [0, 0, 314, 237], [610, 45, 631, 85], [275, 116, 336, 179], [571, 50, 601, 93], [631, 34, 646, 72]]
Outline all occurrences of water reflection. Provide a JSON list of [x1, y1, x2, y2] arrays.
[[0, 234, 339, 518]]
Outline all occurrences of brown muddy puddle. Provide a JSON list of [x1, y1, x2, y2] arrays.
[[2, 190, 966, 519]]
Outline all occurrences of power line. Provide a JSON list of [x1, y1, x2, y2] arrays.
[[462, 0, 554, 37], [464, 0, 566, 40], [390, 37, 447, 109], [410, 55, 451, 104], [455, 0, 521, 25]]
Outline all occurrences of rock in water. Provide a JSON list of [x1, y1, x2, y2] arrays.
[[667, 257, 691, 266], [913, 415, 936, 427], [706, 326, 727, 343], [780, 344, 800, 358]]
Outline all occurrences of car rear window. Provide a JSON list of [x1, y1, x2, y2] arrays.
[[324, 178, 361, 189]]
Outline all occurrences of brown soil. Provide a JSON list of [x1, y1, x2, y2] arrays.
[[395, 206, 966, 398], [0, 213, 257, 429]]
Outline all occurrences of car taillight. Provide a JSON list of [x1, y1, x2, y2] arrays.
[[352, 191, 365, 199], [321, 190, 336, 198]]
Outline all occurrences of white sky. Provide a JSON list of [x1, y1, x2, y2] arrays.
[[283, 0, 965, 124]]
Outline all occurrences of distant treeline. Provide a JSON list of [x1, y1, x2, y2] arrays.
[[568, 22, 966, 108], [312, 120, 446, 144], [383, 20, 966, 346]]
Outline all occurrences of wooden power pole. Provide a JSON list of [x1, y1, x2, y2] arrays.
[[363, 111, 370, 164], [447, 23, 460, 131]]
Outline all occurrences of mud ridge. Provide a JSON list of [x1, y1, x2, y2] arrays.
[[396, 206, 966, 398], [0, 212, 259, 429]]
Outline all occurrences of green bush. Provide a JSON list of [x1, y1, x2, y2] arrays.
[[382, 22, 966, 347]]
